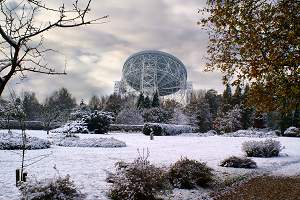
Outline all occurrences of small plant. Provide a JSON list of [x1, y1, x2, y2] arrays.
[[19, 175, 85, 200], [85, 111, 112, 134], [220, 156, 257, 168], [107, 151, 170, 200], [168, 158, 213, 189], [242, 139, 283, 157], [283, 127, 300, 137]]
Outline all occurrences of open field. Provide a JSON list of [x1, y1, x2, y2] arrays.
[[1, 130, 300, 200]]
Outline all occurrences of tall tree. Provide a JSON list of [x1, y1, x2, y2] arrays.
[[152, 91, 160, 107], [143, 96, 151, 109], [47, 88, 76, 111], [201, 0, 300, 113], [136, 93, 145, 109], [205, 89, 221, 119], [185, 97, 213, 131], [89, 95, 101, 110], [104, 94, 123, 115], [221, 84, 232, 112], [240, 84, 255, 129], [0, 0, 108, 96], [22, 91, 41, 120], [232, 85, 242, 106]]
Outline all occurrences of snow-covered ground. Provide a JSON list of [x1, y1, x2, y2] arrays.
[[1, 130, 300, 200]]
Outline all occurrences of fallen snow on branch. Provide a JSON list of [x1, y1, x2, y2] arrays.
[[0, 132, 51, 150]]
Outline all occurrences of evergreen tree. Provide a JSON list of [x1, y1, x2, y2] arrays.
[[214, 105, 242, 133], [144, 96, 151, 109], [136, 93, 145, 109], [185, 98, 212, 131], [240, 84, 255, 129], [221, 84, 232, 112], [293, 109, 300, 128], [104, 94, 123, 116], [232, 85, 242, 106], [48, 88, 77, 111], [22, 91, 41, 120], [89, 95, 101, 110], [152, 91, 160, 107], [205, 89, 220, 119]]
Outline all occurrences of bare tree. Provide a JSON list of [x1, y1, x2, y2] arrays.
[[0, 0, 108, 95]]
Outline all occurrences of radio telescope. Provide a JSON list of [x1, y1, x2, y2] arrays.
[[114, 50, 192, 103]]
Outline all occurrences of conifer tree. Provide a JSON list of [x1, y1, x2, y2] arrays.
[[205, 89, 220, 119], [144, 96, 151, 109], [232, 85, 242, 106], [221, 84, 232, 113], [152, 91, 160, 107], [240, 84, 255, 129], [136, 93, 145, 109]]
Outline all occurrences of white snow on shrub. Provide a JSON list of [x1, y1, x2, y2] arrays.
[[181, 130, 217, 137], [51, 120, 89, 134], [0, 132, 50, 150], [242, 139, 283, 157], [143, 123, 193, 136], [283, 127, 300, 137], [19, 174, 85, 200], [53, 136, 126, 148], [223, 129, 277, 138]]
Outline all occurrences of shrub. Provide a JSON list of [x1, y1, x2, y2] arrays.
[[168, 158, 213, 189], [85, 111, 112, 134], [54, 137, 126, 148], [51, 120, 89, 134], [220, 156, 257, 169], [19, 175, 85, 200], [283, 127, 300, 137], [142, 107, 172, 123], [143, 123, 193, 136], [115, 108, 144, 125], [242, 139, 283, 157], [0, 132, 51, 150], [108, 155, 170, 200], [109, 124, 144, 132]]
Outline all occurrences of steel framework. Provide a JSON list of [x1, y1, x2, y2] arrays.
[[115, 50, 192, 103]]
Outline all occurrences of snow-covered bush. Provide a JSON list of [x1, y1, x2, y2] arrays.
[[85, 111, 113, 134], [214, 106, 242, 133], [220, 156, 257, 169], [109, 124, 144, 132], [242, 139, 283, 157], [53, 137, 126, 148], [19, 175, 85, 200], [108, 155, 170, 200], [170, 108, 189, 125], [143, 123, 193, 136], [223, 129, 277, 138], [51, 120, 88, 134], [0, 132, 50, 150], [168, 158, 213, 189], [283, 127, 300, 137], [115, 108, 144, 125], [142, 107, 172, 123]]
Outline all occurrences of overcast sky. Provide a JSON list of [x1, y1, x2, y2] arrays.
[[8, 0, 224, 102]]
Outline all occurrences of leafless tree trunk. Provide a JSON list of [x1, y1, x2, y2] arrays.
[[0, 0, 108, 96]]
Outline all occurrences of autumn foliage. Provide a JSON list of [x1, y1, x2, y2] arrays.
[[200, 0, 300, 113]]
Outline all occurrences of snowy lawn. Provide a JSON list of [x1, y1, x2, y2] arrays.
[[1, 130, 300, 200]]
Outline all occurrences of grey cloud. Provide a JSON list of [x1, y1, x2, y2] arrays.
[[7, 0, 223, 102]]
